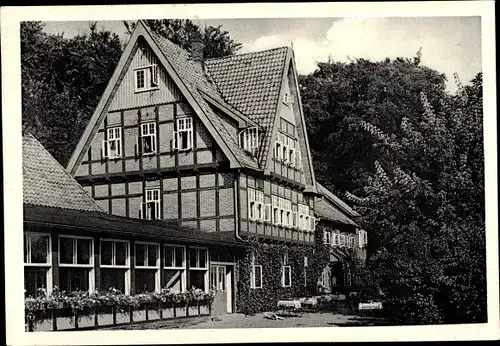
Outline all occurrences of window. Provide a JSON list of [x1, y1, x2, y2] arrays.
[[239, 127, 259, 154], [100, 239, 130, 294], [298, 204, 310, 231], [135, 242, 159, 293], [248, 188, 265, 221], [283, 92, 294, 105], [332, 232, 340, 247], [309, 216, 316, 232], [250, 252, 262, 289], [358, 230, 368, 248], [339, 234, 347, 247], [288, 139, 295, 166], [323, 231, 331, 245], [272, 196, 293, 227], [348, 236, 355, 249], [24, 232, 51, 296], [103, 127, 122, 159], [281, 252, 291, 288], [59, 236, 94, 293], [164, 245, 186, 292], [141, 188, 160, 220], [135, 65, 159, 92], [304, 256, 308, 287], [189, 247, 208, 291], [140, 122, 156, 155], [295, 149, 302, 170], [173, 117, 193, 151]]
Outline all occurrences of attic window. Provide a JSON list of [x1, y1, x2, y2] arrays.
[[283, 92, 294, 105], [238, 127, 259, 154], [103, 127, 122, 159], [173, 117, 193, 151], [135, 65, 159, 92]]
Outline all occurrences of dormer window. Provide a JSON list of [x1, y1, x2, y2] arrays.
[[238, 127, 259, 155], [135, 65, 159, 92]]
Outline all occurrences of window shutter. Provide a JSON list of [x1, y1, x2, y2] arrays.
[[311, 216, 316, 231], [172, 130, 178, 150], [151, 65, 158, 86], [295, 150, 301, 169], [102, 139, 108, 158], [292, 211, 297, 228], [264, 204, 271, 222], [155, 201, 161, 220], [139, 202, 144, 219]]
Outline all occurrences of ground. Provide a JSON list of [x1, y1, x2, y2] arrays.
[[99, 312, 386, 330]]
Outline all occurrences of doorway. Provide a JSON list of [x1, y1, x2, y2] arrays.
[[210, 263, 233, 315]]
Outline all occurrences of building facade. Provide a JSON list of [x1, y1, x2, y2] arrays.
[[57, 21, 366, 314]]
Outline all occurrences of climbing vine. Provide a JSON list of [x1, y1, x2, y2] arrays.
[[236, 225, 329, 315]]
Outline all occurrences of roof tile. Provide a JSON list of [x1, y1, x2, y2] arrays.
[[23, 134, 102, 212]]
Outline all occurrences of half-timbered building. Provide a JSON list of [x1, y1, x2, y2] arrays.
[[64, 20, 365, 314]]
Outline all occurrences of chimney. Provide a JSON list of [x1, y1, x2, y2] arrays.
[[191, 34, 205, 73]]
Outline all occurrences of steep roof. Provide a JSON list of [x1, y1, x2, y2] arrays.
[[23, 134, 102, 212], [316, 182, 361, 218], [148, 30, 259, 169], [315, 198, 359, 227], [205, 47, 289, 166]]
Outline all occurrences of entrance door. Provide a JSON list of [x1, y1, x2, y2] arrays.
[[210, 265, 231, 315]]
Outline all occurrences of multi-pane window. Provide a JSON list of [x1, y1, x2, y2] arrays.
[[135, 65, 159, 92], [339, 234, 347, 247], [250, 252, 262, 289], [348, 236, 355, 249], [141, 189, 160, 220], [173, 117, 193, 151], [304, 256, 308, 287], [135, 242, 160, 293], [24, 232, 51, 296], [189, 247, 208, 291], [281, 252, 291, 288], [358, 229, 368, 248], [141, 122, 156, 155], [100, 239, 130, 294], [164, 245, 186, 292], [274, 131, 301, 169], [103, 127, 122, 159], [248, 188, 267, 222], [59, 236, 94, 293], [323, 231, 331, 245], [298, 204, 310, 231], [239, 127, 259, 154], [332, 232, 340, 247], [272, 196, 293, 227]]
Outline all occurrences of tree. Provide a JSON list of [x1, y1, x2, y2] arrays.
[[299, 56, 447, 198], [124, 20, 242, 58], [21, 21, 122, 165], [345, 73, 485, 324]]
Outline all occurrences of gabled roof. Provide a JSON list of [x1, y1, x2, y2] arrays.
[[23, 134, 102, 212], [205, 47, 289, 167], [315, 198, 359, 227], [147, 29, 259, 170], [316, 182, 361, 218], [67, 21, 260, 175]]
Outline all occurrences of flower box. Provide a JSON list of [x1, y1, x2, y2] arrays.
[[175, 303, 187, 317], [32, 316, 53, 332], [132, 304, 147, 322], [160, 302, 175, 319], [95, 305, 114, 326], [115, 309, 130, 324], [199, 303, 209, 315], [56, 307, 75, 330], [147, 304, 161, 321]]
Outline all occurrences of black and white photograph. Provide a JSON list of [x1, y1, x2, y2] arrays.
[[2, 2, 498, 344]]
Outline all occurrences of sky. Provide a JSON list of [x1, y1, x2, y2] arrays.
[[42, 17, 482, 93]]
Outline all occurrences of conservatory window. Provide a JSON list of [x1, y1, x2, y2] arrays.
[[59, 235, 94, 293], [189, 247, 208, 291], [135, 242, 160, 293], [100, 239, 130, 294], [24, 232, 51, 296], [164, 245, 186, 292]]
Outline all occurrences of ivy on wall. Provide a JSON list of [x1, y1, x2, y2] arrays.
[[236, 225, 329, 315]]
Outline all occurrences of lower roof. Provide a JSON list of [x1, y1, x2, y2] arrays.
[[24, 204, 248, 248]]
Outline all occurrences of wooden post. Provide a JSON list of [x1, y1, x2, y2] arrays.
[[52, 310, 57, 331], [74, 311, 79, 330], [94, 307, 98, 328], [172, 301, 176, 318], [145, 304, 149, 321], [112, 306, 117, 325], [94, 236, 101, 292], [129, 306, 133, 322], [130, 239, 136, 295], [51, 232, 60, 292]]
